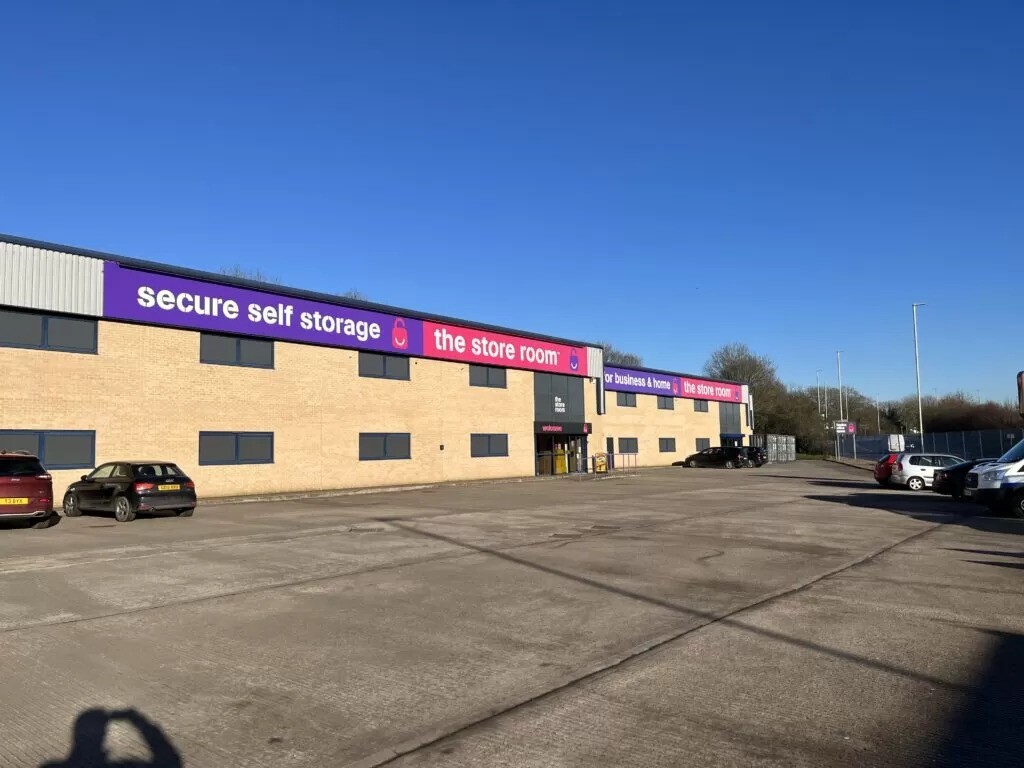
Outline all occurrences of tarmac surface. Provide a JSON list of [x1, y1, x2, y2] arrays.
[[1, 460, 1021, 767]]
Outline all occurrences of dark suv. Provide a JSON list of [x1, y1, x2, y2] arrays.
[[0, 451, 56, 528], [63, 461, 197, 522], [741, 446, 767, 467]]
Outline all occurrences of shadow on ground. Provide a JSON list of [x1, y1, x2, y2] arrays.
[[40, 708, 181, 768], [805, 492, 1024, 535], [931, 630, 1024, 767]]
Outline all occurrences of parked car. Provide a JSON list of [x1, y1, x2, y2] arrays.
[[741, 446, 767, 467], [997, 481, 1024, 519], [873, 453, 899, 485], [964, 439, 1024, 511], [0, 451, 55, 528], [888, 453, 964, 491], [683, 446, 748, 469], [932, 459, 1000, 500], [63, 461, 197, 522]]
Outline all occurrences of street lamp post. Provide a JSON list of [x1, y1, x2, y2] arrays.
[[836, 350, 844, 421], [913, 303, 926, 448], [816, 370, 822, 416]]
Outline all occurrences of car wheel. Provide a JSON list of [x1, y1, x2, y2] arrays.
[[1012, 491, 1024, 520], [907, 477, 925, 492], [62, 491, 82, 517], [688, 459, 697, 468], [176, 508, 194, 518], [725, 460, 735, 469], [951, 487, 964, 501], [113, 496, 137, 523], [743, 459, 754, 468]]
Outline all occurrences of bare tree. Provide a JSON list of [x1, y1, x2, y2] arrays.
[[340, 290, 370, 302], [219, 265, 280, 284], [598, 342, 642, 367]]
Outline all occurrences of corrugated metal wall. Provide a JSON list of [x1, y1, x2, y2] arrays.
[[0, 240, 103, 316]]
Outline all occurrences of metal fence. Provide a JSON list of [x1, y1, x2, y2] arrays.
[[534, 451, 639, 476], [749, 434, 797, 463], [838, 428, 1023, 462]]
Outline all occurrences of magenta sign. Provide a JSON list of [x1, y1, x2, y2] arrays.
[[604, 366, 743, 403], [103, 263, 424, 355]]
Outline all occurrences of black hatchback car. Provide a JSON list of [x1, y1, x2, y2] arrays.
[[932, 458, 999, 501], [63, 461, 197, 522], [682, 446, 748, 469]]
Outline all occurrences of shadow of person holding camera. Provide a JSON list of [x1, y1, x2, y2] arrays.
[[41, 708, 182, 768]]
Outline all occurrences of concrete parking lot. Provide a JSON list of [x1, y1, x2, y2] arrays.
[[1, 461, 1021, 767]]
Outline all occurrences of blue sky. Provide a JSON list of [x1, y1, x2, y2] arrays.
[[3, 1, 1021, 401]]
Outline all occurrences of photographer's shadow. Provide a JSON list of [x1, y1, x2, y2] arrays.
[[41, 708, 181, 768]]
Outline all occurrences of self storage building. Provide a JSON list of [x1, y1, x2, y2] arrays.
[[0, 234, 751, 497]]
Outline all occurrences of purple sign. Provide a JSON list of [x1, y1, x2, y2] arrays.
[[604, 366, 680, 396], [103, 263, 425, 355], [604, 366, 744, 403]]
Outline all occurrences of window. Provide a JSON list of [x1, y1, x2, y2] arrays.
[[696, 438, 711, 451], [693, 399, 710, 412], [618, 437, 639, 454], [359, 352, 410, 380], [0, 430, 95, 469], [0, 309, 96, 354], [199, 432, 274, 465], [659, 437, 676, 453], [909, 455, 933, 467], [616, 391, 637, 407], [200, 333, 274, 368], [359, 433, 411, 461], [132, 463, 185, 478], [471, 433, 509, 457], [657, 396, 675, 410], [87, 464, 116, 480], [469, 365, 507, 388]]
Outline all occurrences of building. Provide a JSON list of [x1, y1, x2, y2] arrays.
[[0, 234, 752, 498]]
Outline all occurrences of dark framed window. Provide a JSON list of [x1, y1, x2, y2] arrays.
[[616, 391, 637, 408], [695, 437, 711, 451], [0, 430, 95, 469], [659, 437, 676, 453], [359, 352, 410, 381], [200, 333, 274, 368], [693, 399, 710, 412], [618, 437, 639, 454], [359, 433, 411, 461], [657, 395, 675, 410], [469, 364, 507, 388], [0, 309, 96, 354], [470, 433, 509, 457], [199, 432, 274, 465]]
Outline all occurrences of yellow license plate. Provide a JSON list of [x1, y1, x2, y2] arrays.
[[160, 484, 181, 491], [0, 498, 29, 505]]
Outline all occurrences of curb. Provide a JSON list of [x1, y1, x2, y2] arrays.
[[825, 458, 873, 473]]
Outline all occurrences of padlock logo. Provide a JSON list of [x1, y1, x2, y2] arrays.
[[391, 318, 408, 350], [569, 351, 579, 371], [671, 379, 679, 395]]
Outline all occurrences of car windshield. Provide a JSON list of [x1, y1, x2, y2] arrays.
[[0, 458, 45, 477], [132, 463, 185, 478], [996, 439, 1024, 464]]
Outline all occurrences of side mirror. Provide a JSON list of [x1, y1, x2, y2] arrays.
[[81, 475, 89, 481]]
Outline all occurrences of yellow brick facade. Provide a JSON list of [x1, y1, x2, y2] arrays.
[[1, 320, 536, 498], [1, 318, 751, 498], [589, 390, 731, 468]]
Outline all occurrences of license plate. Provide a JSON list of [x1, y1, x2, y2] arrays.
[[0, 498, 29, 505], [964, 488, 973, 497], [160, 484, 181, 492]]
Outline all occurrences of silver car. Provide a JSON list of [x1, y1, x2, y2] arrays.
[[889, 453, 964, 491]]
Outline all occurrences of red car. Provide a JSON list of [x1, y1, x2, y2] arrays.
[[0, 451, 56, 528], [874, 453, 899, 485]]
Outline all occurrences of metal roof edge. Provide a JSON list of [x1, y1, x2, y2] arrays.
[[0, 232, 602, 351]]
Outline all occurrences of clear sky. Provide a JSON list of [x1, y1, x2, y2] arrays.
[[2, 2, 1021, 401]]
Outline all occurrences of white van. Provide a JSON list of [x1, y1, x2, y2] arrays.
[[963, 438, 1024, 512]]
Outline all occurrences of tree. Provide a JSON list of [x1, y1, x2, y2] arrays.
[[703, 343, 777, 390], [219, 265, 280, 284], [599, 342, 642, 367], [219, 266, 368, 300]]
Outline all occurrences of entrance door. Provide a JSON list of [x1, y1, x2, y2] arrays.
[[606, 437, 615, 469]]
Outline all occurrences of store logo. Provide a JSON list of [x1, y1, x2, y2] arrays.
[[569, 351, 579, 371], [671, 379, 679, 395], [391, 318, 409, 350]]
